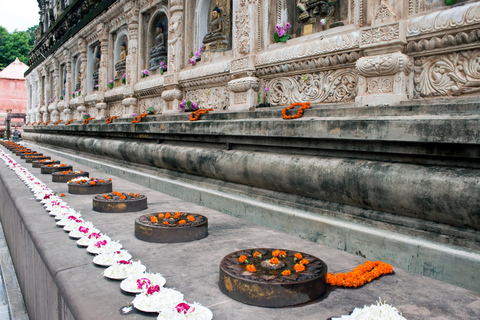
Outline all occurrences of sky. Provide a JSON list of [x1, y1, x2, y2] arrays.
[[1, 0, 40, 32]]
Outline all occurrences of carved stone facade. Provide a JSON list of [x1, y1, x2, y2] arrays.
[[24, 0, 480, 122]]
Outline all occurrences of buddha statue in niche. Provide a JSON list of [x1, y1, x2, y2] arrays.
[[75, 71, 81, 91], [149, 22, 168, 71], [202, 7, 227, 51], [114, 41, 127, 81], [93, 54, 100, 87]]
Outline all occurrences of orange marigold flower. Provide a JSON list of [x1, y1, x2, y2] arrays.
[[270, 257, 279, 264], [294, 253, 303, 260], [271, 250, 280, 257], [109, 178, 112, 181], [238, 255, 247, 263], [120, 195, 126, 200], [187, 215, 195, 222], [60, 193, 65, 197], [163, 221, 169, 225], [173, 212, 181, 219], [300, 259, 309, 265], [158, 213, 165, 219], [165, 212, 171, 219], [129, 193, 133, 196], [76, 181, 81, 184], [246, 264, 256, 273], [178, 220, 186, 224], [150, 216, 158, 223], [113, 191, 118, 196], [278, 251, 287, 258], [294, 263, 306, 272], [282, 269, 291, 276], [90, 181, 96, 186], [100, 180, 104, 183], [134, 193, 139, 197], [253, 251, 262, 258]]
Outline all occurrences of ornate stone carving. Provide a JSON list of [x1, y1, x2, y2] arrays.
[[407, 2, 480, 37], [235, 0, 250, 56], [361, 23, 399, 46], [234, 92, 247, 104], [414, 49, 480, 97], [356, 52, 413, 78], [138, 97, 165, 114], [86, 107, 99, 118], [164, 75, 174, 85], [185, 87, 229, 110], [108, 102, 124, 117], [367, 77, 393, 94], [373, 2, 395, 23], [406, 30, 480, 55], [231, 57, 249, 72], [161, 89, 183, 102], [227, 77, 260, 93], [256, 51, 362, 77], [256, 32, 359, 66], [265, 70, 358, 106]]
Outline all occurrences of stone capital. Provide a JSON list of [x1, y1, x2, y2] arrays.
[[356, 52, 413, 78], [227, 77, 260, 93]]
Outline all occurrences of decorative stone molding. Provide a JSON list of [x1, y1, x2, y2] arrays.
[[185, 87, 229, 111], [406, 29, 480, 56], [234, 0, 251, 56], [356, 52, 413, 78], [256, 32, 359, 66], [181, 74, 232, 89], [164, 75, 175, 86], [161, 89, 182, 102], [256, 51, 362, 78], [122, 97, 137, 107], [179, 61, 231, 81], [414, 49, 480, 97], [227, 77, 260, 93], [138, 97, 165, 114], [355, 52, 413, 106], [373, 1, 396, 25], [407, 2, 480, 37], [231, 57, 250, 72], [265, 70, 358, 106]]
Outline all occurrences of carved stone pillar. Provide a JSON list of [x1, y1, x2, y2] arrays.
[[96, 102, 108, 119], [125, 2, 139, 90], [355, 3, 412, 106], [97, 23, 109, 93], [161, 86, 183, 114], [122, 97, 137, 116], [228, 0, 259, 111], [64, 50, 72, 105], [79, 38, 88, 95]]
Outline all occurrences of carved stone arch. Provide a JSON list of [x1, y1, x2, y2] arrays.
[[195, 0, 232, 52], [113, 28, 129, 63]]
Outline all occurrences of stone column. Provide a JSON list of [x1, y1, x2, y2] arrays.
[[43, 65, 50, 121], [64, 50, 73, 121], [96, 23, 108, 117], [227, 0, 260, 111], [121, 2, 139, 112], [49, 58, 59, 121], [354, 2, 413, 106], [162, 0, 184, 114], [77, 38, 87, 117]]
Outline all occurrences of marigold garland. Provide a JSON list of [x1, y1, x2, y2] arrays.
[[132, 113, 148, 123], [282, 102, 311, 120], [83, 117, 95, 125], [65, 119, 77, 125], [190, 108, 213, 121], [106, 116, 119, 124], [326, 261, 393, 288], [54, 120, 64, 125], [25, 122, 30, 126], [31, 122, 37, 126], [45, 121, 52, 125], [37, 121, 44, 126]]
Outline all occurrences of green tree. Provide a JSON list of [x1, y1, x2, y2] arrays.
[[0, 25, 37, 70]]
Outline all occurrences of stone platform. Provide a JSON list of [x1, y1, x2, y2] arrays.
[[0, 144, 479, 320]]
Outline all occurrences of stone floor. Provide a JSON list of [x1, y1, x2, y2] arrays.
[[0, 141, 480, 320]]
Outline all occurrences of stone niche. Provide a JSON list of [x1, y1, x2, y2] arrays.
[[113, 29, 128, 87], [196, 0, 232, 54], [143, 9, 168, 74]]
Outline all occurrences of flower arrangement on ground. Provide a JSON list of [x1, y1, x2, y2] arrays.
[[101, 191, 140, 201], [274, 23, 291, 43], [190, 47, 203, 65], [149, 211, 196, 226]]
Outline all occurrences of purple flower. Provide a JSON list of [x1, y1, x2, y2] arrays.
[[265, 87, 270, 92], [194, 51, 202, 58], [285, 23, 291, 29], [122, 73, 126, 79], [109, 80, 113, 84], [320, 19, 326, 26], [159, 61, 164, 66], [190, 102, 198, 110], [146, 285, 160, 296], [132, 113, 136, 117], [179, 100, 187, 111], [276, 24, 281, 31], [189, 58, 196, 65], [277, 28, 286, 37]]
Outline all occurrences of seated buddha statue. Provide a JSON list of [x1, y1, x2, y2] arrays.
[[114, 42, 127, 81], [202, 7, 227, 47], [149, 22, 168, 71]]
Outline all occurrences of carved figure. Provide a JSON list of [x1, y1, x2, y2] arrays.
[[119, 42, 127, 61], [203, 7, 227, 49], [114, 42, 127, 82], [149, 22, 168, 71], [76, 71, 81, 91], [93, 54, 100, 87], [297, 0, 337, 24]]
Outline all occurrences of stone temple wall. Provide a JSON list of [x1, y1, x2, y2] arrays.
[[23, 0, 480, 121]]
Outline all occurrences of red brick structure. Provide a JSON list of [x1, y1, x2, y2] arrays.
[[0, 58, 28, 134]]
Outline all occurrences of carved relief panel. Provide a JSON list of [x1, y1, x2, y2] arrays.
[[265, 70, 358, 106], [138, 97, 165, 114], [185, 86, 230, 110]]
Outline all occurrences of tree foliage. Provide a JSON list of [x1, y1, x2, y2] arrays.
[[0, 25, 37, 70]]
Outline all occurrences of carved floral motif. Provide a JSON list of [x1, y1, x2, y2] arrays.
[[414, 50, 480, 97], [138, 97, 165, 114], [235, 0, 250, 56], [265, 70, 358, 106], [356, 52, 413, 77], [361, 23, 399, 46], [231, 57, 249, 72], [108, 102, 124, 117], [367, 78, 393, 94], [185, 87, 229, 110]]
